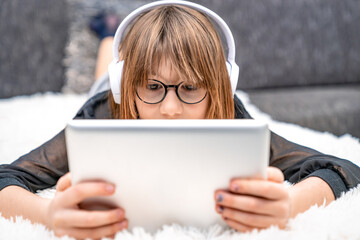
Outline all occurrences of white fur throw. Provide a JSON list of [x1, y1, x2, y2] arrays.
[[0, 91, 359, 239]]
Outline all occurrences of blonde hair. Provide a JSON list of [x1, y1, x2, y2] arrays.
[[110, 5, 234, 119]]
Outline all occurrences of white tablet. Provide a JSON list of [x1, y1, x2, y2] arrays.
[[65, 119, 270, 232]]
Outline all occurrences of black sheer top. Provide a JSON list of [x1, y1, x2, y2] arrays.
[[1, 91, 359, 199]]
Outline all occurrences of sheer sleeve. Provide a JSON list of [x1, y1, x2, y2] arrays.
[[234, 94, 360, 199], [269, 132, 360, 198], [0, 91, 112, 193], [0, 130, 68, 192]]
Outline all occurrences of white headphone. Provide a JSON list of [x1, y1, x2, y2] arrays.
[[108, 0, 239, 104]]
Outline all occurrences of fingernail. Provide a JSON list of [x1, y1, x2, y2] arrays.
[[120, 220, 128, 229], [217, 205, 224, 213], [216, 194, 223, 203], [117, 209, 123, 218], [106, 184, 115, 193], [232, 184, 239, 192]]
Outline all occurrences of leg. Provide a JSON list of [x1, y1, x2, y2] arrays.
[[88, 13, 120, 96], [94, 36, 114, 80]]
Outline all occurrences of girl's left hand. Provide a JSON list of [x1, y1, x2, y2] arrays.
[[214, 166, 290, 232]]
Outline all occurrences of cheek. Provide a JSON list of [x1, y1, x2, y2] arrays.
[[135, 96, 209, 119], [135, 98, 159, 119], [183, 97, 209, 119]]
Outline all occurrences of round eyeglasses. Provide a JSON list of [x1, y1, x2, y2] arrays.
[[136, 79, 207, 104]]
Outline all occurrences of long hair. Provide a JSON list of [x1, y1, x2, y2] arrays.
[[109, 5, 234, 119]]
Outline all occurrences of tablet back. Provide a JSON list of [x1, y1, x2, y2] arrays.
[[66, 119, 270, 232]]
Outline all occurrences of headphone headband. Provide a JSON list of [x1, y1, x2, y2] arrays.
[[112, 0, 236, 63]]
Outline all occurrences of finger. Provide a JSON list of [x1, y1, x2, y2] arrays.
[[54, 220, 128, 240], [222, 217, 262, 233], [267, 167, 284, 183], [215, 191, 288, 216], [60, 182, 116, 207], [56, 173, 72, 192], [229, 179, 289, 200], [53, 208, 125, 228], [217, 206, 287, 229]]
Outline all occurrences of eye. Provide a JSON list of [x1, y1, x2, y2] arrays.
[[146, 83, 162, 91], [181, 84, 198, 91]]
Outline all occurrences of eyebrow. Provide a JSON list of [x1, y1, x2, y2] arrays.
[[148, 74, 165, 80], [147, 78, 182, 86], [148, 71, 168, 80], [147, 74, 179, 84]]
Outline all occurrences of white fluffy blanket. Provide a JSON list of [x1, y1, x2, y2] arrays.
[[0, 91, 359, 240]]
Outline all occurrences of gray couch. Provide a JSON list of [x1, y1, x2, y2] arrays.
[[0, 0, 359, 137], [195, 0, 360, 138]]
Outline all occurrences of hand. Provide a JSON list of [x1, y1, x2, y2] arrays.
[[214, 167, 290, 232], [45, 173, 127, 239]]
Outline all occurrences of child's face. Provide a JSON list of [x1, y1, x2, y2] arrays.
[[135, 60, 209, 119]]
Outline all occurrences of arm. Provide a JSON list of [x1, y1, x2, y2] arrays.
[[0, 130, 126, 238], [214, 132, 360, 232], [0, 130, 68, 193], [215, 167, 336, 232], [289, 175, 335, 217], [0, 185, 50, 224], [234, 94, 360, 196], [0, 132, 127, 239], [269, 132, 360, 198], [0, 91, 125, 238], [0, 90, 111, 193], [0, 175, 127, 239], [218, 95, 360, 231]]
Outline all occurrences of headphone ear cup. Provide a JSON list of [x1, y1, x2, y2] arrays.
[[226, 61, 232, 78], [108, 60, 124, 104], [226, 61, 239, 95]]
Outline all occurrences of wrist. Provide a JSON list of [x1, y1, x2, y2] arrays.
[[288, 186, 299, 218], [38, 197, 52, 227], [288, 176, 335, 218]]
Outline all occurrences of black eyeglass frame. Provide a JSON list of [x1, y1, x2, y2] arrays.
[[136, 79, 208, 105]]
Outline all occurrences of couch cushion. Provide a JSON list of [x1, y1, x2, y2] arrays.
[[247, 85, 360, 138]]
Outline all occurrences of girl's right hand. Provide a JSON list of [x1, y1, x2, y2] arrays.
[[45, 173, 127, 239]]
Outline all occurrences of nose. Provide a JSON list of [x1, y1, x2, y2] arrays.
[[159, 89, 182, 118]]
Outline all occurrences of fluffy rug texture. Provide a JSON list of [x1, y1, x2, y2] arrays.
[[0, 91, 359, 239]]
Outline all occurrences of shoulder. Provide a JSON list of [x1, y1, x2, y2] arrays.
[[74, 90, 112, 119]]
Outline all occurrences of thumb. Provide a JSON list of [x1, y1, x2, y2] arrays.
[[56, 172, 72, 192], [267, 166, 284, 183]]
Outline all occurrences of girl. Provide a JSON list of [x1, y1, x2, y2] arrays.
[[0, 1, 359, 239]]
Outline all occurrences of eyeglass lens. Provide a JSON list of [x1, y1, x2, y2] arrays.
[[136, 79, 207, 104]]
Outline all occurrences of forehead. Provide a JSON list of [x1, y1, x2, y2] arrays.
[[148, 58, 179, 83], [142, 52, 202, 86]]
